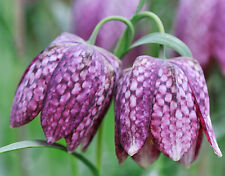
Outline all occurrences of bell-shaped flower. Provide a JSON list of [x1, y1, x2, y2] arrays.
[[175, 0, 225, 75], [115, 56, 222, 168], [10, 32, 121, 152]]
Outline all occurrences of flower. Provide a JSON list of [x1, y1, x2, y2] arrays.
[[115, 56, 222, 168], [175, 0, 225, 75], [10, 32, 121, 152]]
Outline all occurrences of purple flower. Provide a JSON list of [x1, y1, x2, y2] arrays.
[[10, 32, 121, 152], [175, 0, 225, 75], [115, 56, 222, 168]]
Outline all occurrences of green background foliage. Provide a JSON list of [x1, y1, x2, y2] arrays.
[[0, 0, 225, 175]]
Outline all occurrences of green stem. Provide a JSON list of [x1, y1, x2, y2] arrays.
[[132, 12, 166, 59], [0, 140, 99, 176], [87, 16, 134, 46], [116, 11, 166, 59], [135, 0, 147, 14], [70, 156, 79, 176], [96, 123, 104, 172], [131, 11, 165, 33]]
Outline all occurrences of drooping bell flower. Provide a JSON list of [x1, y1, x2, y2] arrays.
[[115, 56, 222, 168], [10, 32, 121, 152], [175, 0, 225, 76]]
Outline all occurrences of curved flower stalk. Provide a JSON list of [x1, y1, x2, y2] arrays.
[[10, 32, 121, 152], [72, 0, 143, 50], [175, 0, 225, 76], [115, 56, 222, 168], [72, 0, 147, 69]]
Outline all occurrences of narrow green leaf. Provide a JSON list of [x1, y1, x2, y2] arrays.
[[135, 0, 147, 14], [129, 32, 193, 57], [0, 140, 63, 153], [0, 140, 99, 176]]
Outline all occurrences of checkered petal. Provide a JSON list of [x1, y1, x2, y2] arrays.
[[41, 45, 120, 145], [170, 57, 222, 157], [10, 33, 81, 127], [150, 62, 200, 161], [115, 56, 161, 156]]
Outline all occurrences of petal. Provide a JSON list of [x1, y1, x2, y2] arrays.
[[115, 56, 161, 156], [65, 64, 115, 152], [150, 63, 200, 161], [170, 57, 222, 157], [50, 32, 84, 45], [10, 43, 77, 127], [179, 128, 203, 168], [115, 117, 128, 164], [80, 84, 113, 152], [79, 52, 121, 152], [42, 44, 119, 144], [132, 136, 160, 168]]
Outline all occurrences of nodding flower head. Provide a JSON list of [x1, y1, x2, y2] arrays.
[[115, 56, 222, 168], [10, 32, 121, 152], [175, 0, 225, 75]]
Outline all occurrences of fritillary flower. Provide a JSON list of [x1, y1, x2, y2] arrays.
[[115, 56, 222, 168], [10, 32, 121, 152]]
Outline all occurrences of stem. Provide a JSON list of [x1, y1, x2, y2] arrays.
[[70, 156, 79, 176], [0, 140, 99, 176], [131, 11, 166, 59], [131, 11, 165, 33], [96, 123, 103, 172], [71, 150, 99, 176], [135, 0, 147, 14], [117, 11, 167, 59], [87, 16, 134, 46]]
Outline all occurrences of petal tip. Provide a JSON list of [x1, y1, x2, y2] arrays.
[[46, 137, 56, 144], [216, 150, 222, 158], [9, 122, 15, 128], [67, 149, 74, 154], [170, 151, 182, 161], [211, 138, 223, 157], [172, 156, 181, 162], [127, 144, 140, 156]]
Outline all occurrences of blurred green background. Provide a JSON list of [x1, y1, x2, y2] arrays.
[[0, 0, 225, 176]]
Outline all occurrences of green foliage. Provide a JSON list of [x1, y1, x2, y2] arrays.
[[130, 32, 193, 58]]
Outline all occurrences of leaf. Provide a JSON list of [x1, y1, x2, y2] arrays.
[[0, 140, 99, 176], [0, 140, 63, 153], [135, 0, 147, 14], [129, 32, 193, 57]]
